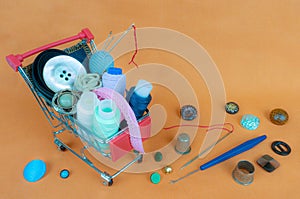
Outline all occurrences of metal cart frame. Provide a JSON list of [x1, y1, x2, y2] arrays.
[[6, 28, 145, 186]]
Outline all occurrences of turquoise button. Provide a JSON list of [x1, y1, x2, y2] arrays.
[[150, 172, 161, 184], [58, 93, 74, 108]]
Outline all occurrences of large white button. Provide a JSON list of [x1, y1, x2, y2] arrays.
[[43, 55, 87, 92]]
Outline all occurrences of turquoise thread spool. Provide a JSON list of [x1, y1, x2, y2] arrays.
[[93, 99, 121, 150]]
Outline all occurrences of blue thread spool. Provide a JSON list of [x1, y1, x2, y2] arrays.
[[129, 80, 152, 119]]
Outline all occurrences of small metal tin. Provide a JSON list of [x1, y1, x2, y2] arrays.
[[180, 105, 197, 121], [175, 133, 191, 155], [225, 102, 239, 114], [232, 161, 255, 186], [162, 166, 173, 174], [269, 108, 289, 125], [256, 155, 280, 172]]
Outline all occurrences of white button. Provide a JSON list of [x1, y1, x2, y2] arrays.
[[43, 55, 86, 92]]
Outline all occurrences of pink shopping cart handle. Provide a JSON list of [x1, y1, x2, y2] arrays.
[[6, 28, 94, 72]]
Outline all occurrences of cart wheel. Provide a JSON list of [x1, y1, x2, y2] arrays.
[[108, 179, 113, 186], [103, 179, 113, 186], [58, 145, 67, 151]]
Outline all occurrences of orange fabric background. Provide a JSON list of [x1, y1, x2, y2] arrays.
[[0, 0, 299, 199]]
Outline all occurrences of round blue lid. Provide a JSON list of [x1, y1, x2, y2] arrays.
[[23, 159, 46, 182], [107, 67, 122, 75]]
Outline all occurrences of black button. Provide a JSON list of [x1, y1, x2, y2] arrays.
[[271, 141, 291, 156]]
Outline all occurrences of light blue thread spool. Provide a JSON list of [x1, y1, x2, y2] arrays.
[[102, 67, 126, 96]]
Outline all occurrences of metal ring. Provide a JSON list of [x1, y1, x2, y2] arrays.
[[271, 141, 291, 156]]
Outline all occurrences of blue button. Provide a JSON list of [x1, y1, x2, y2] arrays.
[[23, 159, 46, 182], [60, 169, 70, 179]]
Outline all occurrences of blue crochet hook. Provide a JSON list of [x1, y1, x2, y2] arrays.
[[170, 135, 267, 184]]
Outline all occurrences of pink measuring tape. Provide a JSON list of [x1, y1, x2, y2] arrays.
[[93, 87, 144, 153]]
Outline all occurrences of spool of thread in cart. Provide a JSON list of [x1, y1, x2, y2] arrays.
[[93, 99, 121, 149], [76, 91, 98, 132], [129, 80, 152, 119], [102, 67, 126, 96]]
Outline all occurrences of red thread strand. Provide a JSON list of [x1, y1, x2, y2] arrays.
[[128, 25, 138, 67]]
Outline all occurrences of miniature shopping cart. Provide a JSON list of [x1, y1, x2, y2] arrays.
[[6, 28, 151, 186]]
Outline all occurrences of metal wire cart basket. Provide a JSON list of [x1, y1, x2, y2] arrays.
[[6, 27, 151, 186]]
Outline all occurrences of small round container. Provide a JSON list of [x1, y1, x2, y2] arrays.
[[232, 160, 255, 186]]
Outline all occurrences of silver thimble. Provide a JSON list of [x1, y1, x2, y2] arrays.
[[232, 160, 255, 185], [175, 133, 191, 155]]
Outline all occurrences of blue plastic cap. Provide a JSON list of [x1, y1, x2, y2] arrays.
[[107, 67, 122, 75], [23, 159, 46, 182]]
